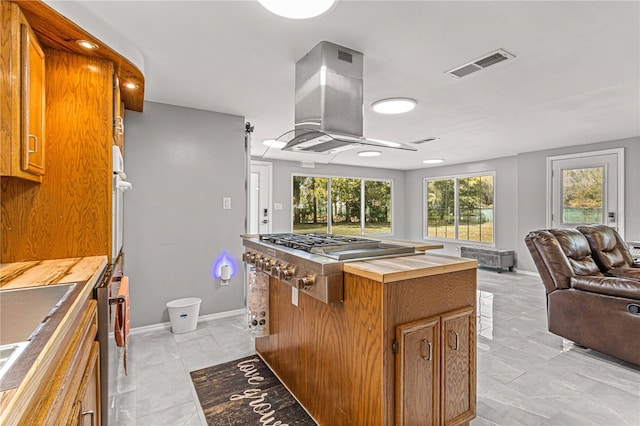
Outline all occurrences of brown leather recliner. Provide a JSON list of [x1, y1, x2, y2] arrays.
[[525, 228, 640, 366], [577, 224, 640, 279]]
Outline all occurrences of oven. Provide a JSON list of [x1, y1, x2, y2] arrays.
[[112, 146, 132, 260]]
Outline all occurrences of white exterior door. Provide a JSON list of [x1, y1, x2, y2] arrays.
[[548, 149, 624, 235], [249, 161, 272, 234]]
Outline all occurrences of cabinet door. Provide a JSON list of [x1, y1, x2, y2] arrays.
[[20, 17, 45, 176], [440, 307, 475, 426], [396, 317, 440, 426], [76, 341, 101, 426]]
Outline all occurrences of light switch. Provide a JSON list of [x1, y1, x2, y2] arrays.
[[274, 203, 283, 210], [223, 197, 231, 210]]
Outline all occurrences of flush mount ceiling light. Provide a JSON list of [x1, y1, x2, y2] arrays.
[[357, 150, 381, 157], [263, 139, 287, 149], [422, 159, 444, 164], [76, 39, 99, 50], [257, 0, 338, 19], [371, 98, 416, 114]]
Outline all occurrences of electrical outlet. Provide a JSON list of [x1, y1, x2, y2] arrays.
[[274, 203, 283, 210], [291, 287, 299, 306]]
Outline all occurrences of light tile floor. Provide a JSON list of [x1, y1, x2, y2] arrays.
[[109, 270, 640, 425]]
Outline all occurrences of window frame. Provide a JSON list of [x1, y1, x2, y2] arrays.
[[291, 173, 395, 236], [423, 171, 496, 245]]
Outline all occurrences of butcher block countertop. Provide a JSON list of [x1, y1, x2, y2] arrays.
[[0, 256, 107, 421], [344, 252, 477, 283], [0, 256, 106, 289]]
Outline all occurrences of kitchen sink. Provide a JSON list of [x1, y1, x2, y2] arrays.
[[0, 283, 75, 346], [0, 283, 76, 381]]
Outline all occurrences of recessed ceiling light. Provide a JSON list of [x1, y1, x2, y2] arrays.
[[358, 150, 381, 157], [257, 0, 338, 19], [76, 40, 99, 50], [371, 98, 416, 114], [422, 159, 444, 164], [263, 139, 286, 149], [124, 82, 139, 90]]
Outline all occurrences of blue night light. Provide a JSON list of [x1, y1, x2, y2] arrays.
[[212, 251, 237, 284]]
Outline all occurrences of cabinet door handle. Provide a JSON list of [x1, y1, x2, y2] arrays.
[[28, 134, 38, 153], [81, 409, 95, 426], [115, 116, 124, 136], [420, 339, 432, 361], [448, 330, 460, 351]]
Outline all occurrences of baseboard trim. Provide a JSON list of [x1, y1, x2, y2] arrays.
[[130, 308, 247, 336]]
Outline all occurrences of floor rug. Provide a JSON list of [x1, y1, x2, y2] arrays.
[[190, 355, 317, 425]]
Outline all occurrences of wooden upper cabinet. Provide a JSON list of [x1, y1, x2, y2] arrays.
[[20, 13, 46, 176], [0, 2, 45, 181]]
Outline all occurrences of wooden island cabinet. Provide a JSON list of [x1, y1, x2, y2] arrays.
[[256, 253, 477, 425]]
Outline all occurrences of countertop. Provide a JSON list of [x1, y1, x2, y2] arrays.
[[0, 256, 107, 422], [344, 252, 477, 283]]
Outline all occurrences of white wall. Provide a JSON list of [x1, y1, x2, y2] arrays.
[[124, 102, 246, 327], [405, 136, 640, 273], [404, 156, 518, 258], [516, 137, 640, 272], [265, 159, 407, 237]]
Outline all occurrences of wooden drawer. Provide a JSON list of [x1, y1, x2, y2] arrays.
[[27, 299, 98, 424]]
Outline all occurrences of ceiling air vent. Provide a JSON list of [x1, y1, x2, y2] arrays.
[[446, 49, 515, 79]]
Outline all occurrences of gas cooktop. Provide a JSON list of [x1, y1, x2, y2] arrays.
[[243, 233, 418, 303], [258, 233, 379, 252]]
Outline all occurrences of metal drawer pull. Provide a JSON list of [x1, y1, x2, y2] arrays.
[[115, 116, 124, 135], [449, 330, 460, 351], [28, 134, 38, 153], [81, 410, 95, 426], [421, 339, 432, 361]]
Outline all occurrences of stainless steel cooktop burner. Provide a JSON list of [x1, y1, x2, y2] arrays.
[[258, 233, 379, 252]]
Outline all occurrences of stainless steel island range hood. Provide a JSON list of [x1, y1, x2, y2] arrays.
[[276, 41, 417, 154]]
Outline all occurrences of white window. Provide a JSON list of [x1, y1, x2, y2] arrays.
[[292, 175, 393, 235], [424, 173, 495, 244]]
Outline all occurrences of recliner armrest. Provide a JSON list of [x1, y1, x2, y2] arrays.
[[571, 276, 640, 301], [607, 266, 640, 280]]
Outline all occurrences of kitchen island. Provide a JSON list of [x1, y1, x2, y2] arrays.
[[0, 256, 106, 424], [254, 252, 477, 425]]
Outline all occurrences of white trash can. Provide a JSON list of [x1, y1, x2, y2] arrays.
[[167, 298, 201, 334]]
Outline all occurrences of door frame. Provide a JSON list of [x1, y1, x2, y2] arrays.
[[250, 160, 273, 234], [546, 148, 625, 236]]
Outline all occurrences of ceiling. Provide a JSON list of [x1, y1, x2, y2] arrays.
[[61, 1, 639, 170]]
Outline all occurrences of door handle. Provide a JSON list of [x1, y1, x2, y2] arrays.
[[448, 330, 460, 351], [261, 219, 268, 224], [28, 134, 38, 153], [420, 339, 432, 361], [81, 410, 95, 426]]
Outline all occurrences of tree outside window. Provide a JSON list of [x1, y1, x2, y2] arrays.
[[562, 167, 604, 224], [365, 181, 391, 235], [293, 175, 392, 235], [425, 174, 494, 243], [292, 176, 328, 233]]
